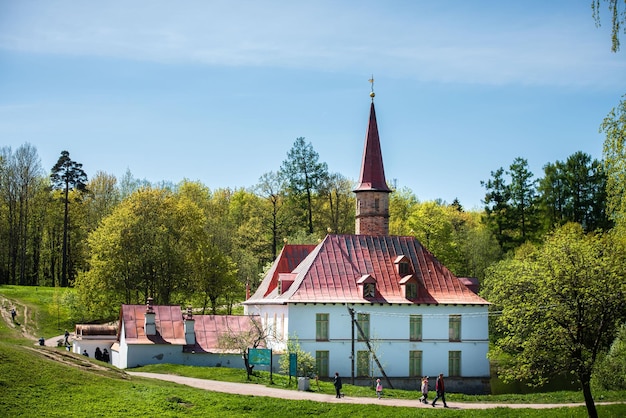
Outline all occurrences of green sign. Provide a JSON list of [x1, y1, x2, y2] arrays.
[[289, 353, 297, 376], [248, 348, 271, 366]]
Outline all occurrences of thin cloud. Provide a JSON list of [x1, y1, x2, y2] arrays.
[[0, 1, 623, 87]]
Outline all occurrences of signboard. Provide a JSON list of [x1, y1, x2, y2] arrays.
[[248, 348, 272, 366], [289, 353, 297, 377]]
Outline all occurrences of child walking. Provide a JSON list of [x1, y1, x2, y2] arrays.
[[375, 378, 383, 399], [419, 376, 429, 404]]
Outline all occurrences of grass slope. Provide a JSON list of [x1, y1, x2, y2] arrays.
[[1, 285, 626, 417]]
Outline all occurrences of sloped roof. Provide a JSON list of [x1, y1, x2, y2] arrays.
[[250, 244, 317, 299], [119, 304, 187, 345], [186, 315, 262, 354], [118, 304, 262, 352], [245, 235, 488, 305], [354, 102, 391, 193]]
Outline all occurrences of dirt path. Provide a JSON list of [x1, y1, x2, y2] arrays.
[[127, 372, 618, 410]]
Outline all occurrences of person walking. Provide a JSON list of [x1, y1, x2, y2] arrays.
[[419, 376, 429, 404], [11, 308, 16, 322], [333, 372, 343, 398], [64, 330, 70, 345], [375, 378, 383, 399], [431, 373, 448, 408]]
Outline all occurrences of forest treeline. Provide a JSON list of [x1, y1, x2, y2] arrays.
[[0, 132, 614, 316]]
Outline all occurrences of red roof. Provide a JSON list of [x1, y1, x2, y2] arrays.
[[246, 235, 488, 305], [354, 102, 392, 193], [119, 304, 261, 352], [186, 315, 262, 353], [119, 304, 187, 345], [255, 244, 317, 297]]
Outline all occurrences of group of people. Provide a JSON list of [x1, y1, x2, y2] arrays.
[[419, 374, 448, 407], [332, 372, 448, 408], [82, 347, 110, 363]]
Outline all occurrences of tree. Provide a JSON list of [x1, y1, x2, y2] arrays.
[[77, 187, 202, 317], [507, 157, 539, 244], [217, 316, 272, 380], [592, 0, 626, 52], [482, 167, 513, 251], [389, 186, 419, 236], [256, 171, 288, 260], [602, 96, 626, 226], [539, 152, 611, 232], [482, 223, 626, 418], [280, 137, 329, 234], [317, 172, 355, 234], [279, 335, 316, 378], [593, 324, 626, 390], [50, 151, 88, 287]]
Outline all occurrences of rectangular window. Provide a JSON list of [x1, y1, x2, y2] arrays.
[[316, 351, 329, 377], [316, 313, 329, 341], [406, 283, 417, 299], [449, 351, 461, 376], [357, 313, 370, 341], [399, 262, 409, 275], [449, 314, 461, 342], [409, 350, 423, 377], [357, 350, 370, 377], [409, 315, 422, 341]]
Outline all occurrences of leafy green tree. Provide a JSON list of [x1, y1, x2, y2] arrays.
[[593, 324, 626, 390], [279, 334, 316, 378], [280, 137, 329, 234], [50, 151, 88, 287], [0, 144, 46, 285], [602, 96, 626, 226], [256, 171, 289, 260], [389, 186, 419, 236], [190, 240, 239, 315], [77, 187, 202, 317], [317, 172, 355, 234], [482, 223, 626, 418], [85, 171, 120, 231]]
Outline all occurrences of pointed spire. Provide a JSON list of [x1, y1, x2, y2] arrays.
[[354, 101, 391, 192]]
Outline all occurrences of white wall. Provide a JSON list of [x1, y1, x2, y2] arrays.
[[282, 303, 489, 379], [244, 304, 289, 351]]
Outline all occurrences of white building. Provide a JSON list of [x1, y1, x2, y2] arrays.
[[110, 301, 258, 370], [244, 95, 490, 393]]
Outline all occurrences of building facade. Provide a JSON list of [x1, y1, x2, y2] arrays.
[[244, 95, 490, 393]]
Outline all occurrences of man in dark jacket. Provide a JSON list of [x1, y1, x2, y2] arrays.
[[432, 373, 448, 408], [333, 372, 342, 398]]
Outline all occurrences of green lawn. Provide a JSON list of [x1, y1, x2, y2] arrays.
[[1, 285, 626, 417]]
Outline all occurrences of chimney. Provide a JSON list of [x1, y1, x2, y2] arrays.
[[144, 297, 156, 336], [184, 306, 195, 345]]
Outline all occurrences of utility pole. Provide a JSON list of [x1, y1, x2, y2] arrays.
[[347, 305, 393, 389], [348, 305, 355, 384]]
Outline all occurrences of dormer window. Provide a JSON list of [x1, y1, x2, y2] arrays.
[[399, 274, 418, 300], [357, 274, 377, 299], [394, 255, 412, 276], [278, 273, 295, 295]]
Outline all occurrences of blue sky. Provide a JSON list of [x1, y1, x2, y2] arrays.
[[1, 1, 624, 209]]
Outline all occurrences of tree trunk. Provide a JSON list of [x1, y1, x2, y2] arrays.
[[581, 377, 597, 418], [61, 182, 69, 287]]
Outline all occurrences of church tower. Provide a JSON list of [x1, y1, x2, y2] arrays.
[[354, 88, 392, 235]]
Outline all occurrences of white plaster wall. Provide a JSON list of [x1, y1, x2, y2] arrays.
[[283, 303, 489, 379], [244, 304, 289, 351]]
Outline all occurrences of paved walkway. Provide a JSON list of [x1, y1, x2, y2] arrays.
[[127, 372, 605, 410]]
